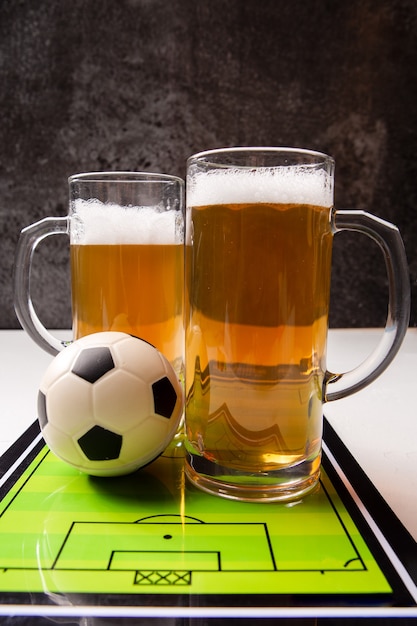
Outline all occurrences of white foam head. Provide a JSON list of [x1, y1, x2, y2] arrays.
[[70, 199, 182, 245], [187, 167, 333, 208]]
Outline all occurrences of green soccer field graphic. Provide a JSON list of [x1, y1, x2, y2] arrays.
[[0, 444, 391, 597]]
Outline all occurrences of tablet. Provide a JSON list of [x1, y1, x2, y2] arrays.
[[0, 418, 416, 623]]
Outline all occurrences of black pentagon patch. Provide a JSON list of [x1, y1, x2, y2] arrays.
[[78, 425, 122, 461], [152, 376, 177, 419], [38, 391, 48, 429], [72, 347, 115, 383]]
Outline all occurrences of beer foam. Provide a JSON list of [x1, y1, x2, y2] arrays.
[[71, 199, 182, 245], [187, 167, 333, 208]]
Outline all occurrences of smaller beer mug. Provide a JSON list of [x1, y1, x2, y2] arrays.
[[14, 172, 185, 389], [185, 148, 410, 502]]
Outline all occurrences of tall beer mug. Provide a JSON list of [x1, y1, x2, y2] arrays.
[[14, 172, 185, 386], [185, 148, 410, 502]]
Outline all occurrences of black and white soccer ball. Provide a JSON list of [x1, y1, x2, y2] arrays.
[[38, 332, 183, 477]]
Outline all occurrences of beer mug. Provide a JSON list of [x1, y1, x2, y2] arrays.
[[184, 148, 410, 502], [14, 172, 185, 386]]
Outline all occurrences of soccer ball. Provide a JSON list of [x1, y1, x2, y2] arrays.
[[37, 332, 183, 477]]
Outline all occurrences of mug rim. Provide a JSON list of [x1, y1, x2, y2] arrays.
[[68, 171, 184, 185], [188, 146, 334, 166]]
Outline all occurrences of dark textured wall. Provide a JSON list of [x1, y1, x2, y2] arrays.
[[1, 0, 416, 329]]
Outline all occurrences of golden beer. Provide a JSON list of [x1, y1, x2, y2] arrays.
[[70, 200, 184, 375], [185, 201, 332, 471], [71, 243, 184, 369]]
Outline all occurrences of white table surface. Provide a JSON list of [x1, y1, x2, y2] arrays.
[[1, 328, 416, 542]]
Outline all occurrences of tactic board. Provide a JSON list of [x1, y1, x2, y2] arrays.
[[0, 418, 416, 623]]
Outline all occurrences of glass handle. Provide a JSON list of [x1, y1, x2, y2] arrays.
[[14, 217, 70, 356], [324, 209, 410, 402]]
